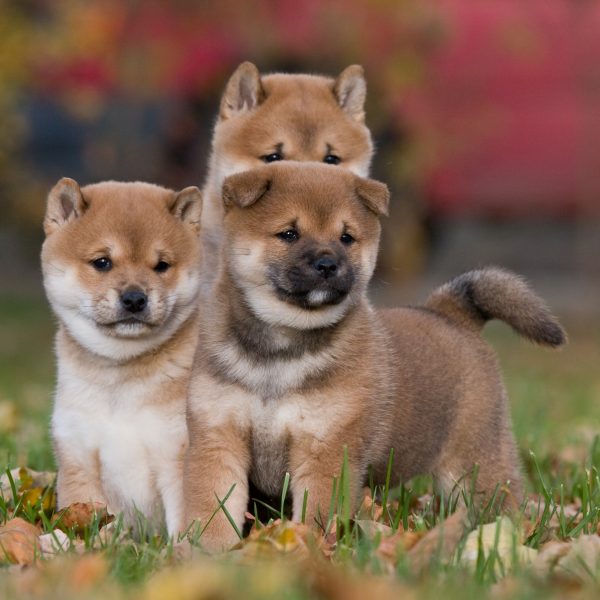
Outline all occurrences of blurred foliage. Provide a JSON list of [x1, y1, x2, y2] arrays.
[[0, 0, 443, 281]]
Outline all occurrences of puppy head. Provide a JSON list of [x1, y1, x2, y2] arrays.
[[209, 63, 373, 192], [221, 163, 389, 330], [41, 179, 202, 360]]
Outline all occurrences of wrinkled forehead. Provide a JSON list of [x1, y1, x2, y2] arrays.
[[243, 174, 375, 229], [69, 195, 179, 257], [230, 84, 353, 149]]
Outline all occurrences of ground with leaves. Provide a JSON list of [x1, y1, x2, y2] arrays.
[[1, 294, 599, 599]]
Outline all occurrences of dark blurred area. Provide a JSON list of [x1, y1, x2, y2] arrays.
[[1, 0, 599, 316]]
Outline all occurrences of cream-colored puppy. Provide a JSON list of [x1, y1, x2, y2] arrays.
[[42, 178, 202, 536]]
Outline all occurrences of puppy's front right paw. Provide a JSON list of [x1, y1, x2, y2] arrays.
[[197, 519, 241, 554], [172, 539, 194, 562]]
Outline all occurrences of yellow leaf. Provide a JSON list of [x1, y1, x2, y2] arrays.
[[276, 525, 298, 548], [18, 466, 33, 492]]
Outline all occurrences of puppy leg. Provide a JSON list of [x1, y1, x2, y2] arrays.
[[289, 438, 363, 530], [184, 415, 250, 552], [158, 454, 186, 539], [54, 441, 106, 508], [434, 431, 523, 512]]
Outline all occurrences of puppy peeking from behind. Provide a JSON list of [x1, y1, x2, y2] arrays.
[[184, 162, 566, 552], [42, 178, 202, 536]]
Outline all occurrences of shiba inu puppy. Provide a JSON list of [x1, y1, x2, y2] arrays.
[[184, 162, 565, 552], [200, 61, 374, 281], [42, 178, 203, 536]]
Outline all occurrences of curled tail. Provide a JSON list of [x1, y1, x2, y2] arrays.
[[424, 267, 566, 347]]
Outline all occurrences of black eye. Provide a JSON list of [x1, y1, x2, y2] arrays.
[[340, 233, 355, 245], [154, 261, 170, 273], [262, 153, 283, 163], [277, 229, 300, 243], [324, 154, 341, 165], [91, 257, 112, 272]]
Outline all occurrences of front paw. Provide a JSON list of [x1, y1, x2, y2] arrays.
[[197, 518, 241, 554], [172, 539, 194, 561]]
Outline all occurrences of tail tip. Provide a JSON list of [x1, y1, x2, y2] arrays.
[[537, 321, 567, 348]]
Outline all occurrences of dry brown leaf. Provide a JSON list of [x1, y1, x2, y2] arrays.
[[355, 517, 424, 572], [532, 540, 572, 579], [231, 519, 330, 562], [0, 517, 41, 565], [354, 519, 394, 538], [408, 507, 471, 574], [54, 502, 113, 535], [356, 493, 384, 521], [550, 535, 600, 585]]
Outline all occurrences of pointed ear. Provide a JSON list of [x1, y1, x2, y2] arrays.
[[355, 177, 390, 216], [169, 186, 202, 232], [219, 62, 265, 120], [222, 170, 271, 210], [333, 65, 367, 122], [44, 177, 87, 235]]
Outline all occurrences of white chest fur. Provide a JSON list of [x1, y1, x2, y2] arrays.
[[189, 370, 354, 495], [211, 337, 336, 398], [53, 358, 188, 533]]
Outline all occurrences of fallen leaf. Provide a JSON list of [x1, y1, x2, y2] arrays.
[[354, 519, 394, 538], [356, 493, 384, 521], [459, 517, 537, 573], [408, 507, 470, 574], [0, 467, 56, 501], [39, 530, 71, 557], [0, 517, 41, 565], [53, 502, 113, 535], [532, 540, 572, 579], [551, 535, 600, 585], [355, 517, 424, 572], [231, 520, 328, 562]]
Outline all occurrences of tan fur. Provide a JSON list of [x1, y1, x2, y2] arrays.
[[42, 178, 203, 536], [200, 62, 374, 286], [184, 163, 565, 552]]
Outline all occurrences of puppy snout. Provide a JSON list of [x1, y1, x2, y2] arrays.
[[313, 256, 337, 279], [120, 289, 148, 313]]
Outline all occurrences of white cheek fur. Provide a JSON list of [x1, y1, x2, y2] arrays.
[[44, 266, 201, 361], [227, 242, 355, 331]]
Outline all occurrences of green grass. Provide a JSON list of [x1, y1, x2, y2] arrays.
[[0, 293, 55, 470], [1, 291, 599, 598]]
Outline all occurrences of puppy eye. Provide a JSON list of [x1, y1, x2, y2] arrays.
[[324, 154, 341, 165], [154, 261, 170, 273], [340, 233, 355, 245], [262, 153, 283, 163], [277, 229, 300, 243], [91, 257, 112, 272]]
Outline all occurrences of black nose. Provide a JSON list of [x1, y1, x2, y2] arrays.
[[313, 256, 338, 278], [120, 289, 147, 313]]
